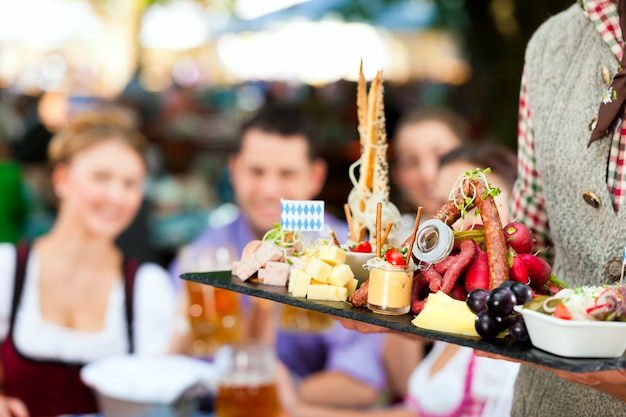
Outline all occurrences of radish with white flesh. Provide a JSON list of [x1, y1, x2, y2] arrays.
[[517, 253, 551, 289], [503, 221, 533, 254]]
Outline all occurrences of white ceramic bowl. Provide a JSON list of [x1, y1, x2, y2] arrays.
[[343, 251, 375, 285], [514, 305, 626, 358]]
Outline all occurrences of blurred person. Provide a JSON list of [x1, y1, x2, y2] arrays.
[[0, 137, 27, 244], [381, 108, 470, 403], [391, 108, 469, 219], [434, 141, 519, 225], [0, 110, 177, 417], [169, 103, 388, 408], [278, 141, 521, 417]]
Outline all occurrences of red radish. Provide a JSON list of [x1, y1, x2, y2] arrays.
[[450, 283, 467, 301], [509, 256, 529, 284], [464, 253, 490, 292], [517, 253, 552, 289], [502, 222, 533, 254]]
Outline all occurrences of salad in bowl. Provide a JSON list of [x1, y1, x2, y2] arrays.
[[530, 286, 626, 321], [515, 286, 626, 358]]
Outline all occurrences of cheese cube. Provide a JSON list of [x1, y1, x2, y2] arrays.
[[345, 278, 359, 297], [288, 269, 298, 293], [304, 256, 332, 283], [328, 264, 354, 287], [291, 270, 312, 298], [317, 245, 347, 266], [328, 285, 348, 302], [307, 284, 329, 301], [311, 278, 327, 286]]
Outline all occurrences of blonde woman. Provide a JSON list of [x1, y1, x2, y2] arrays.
[[0, 109, 176, 417]]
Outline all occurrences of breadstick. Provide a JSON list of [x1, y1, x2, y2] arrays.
[[329, 230, 341, 247], [380, 222, 393, 248], [343, 203, 356, 242], [376, 202, 382, 258], [361, 72, 382, 193], [357, 59, 368, 145], [358, 227, 366, 243], [406, 206, 423, 258]]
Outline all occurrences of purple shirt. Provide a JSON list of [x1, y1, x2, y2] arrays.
[[170, 212, 387, 390]]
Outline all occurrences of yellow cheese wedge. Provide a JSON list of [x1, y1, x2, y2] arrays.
[[317, 245, 347, 266], [328, 285, 348, 302], [328, 264, 354, 287], [304, 256, 332, 283], [307, 284, 329, 301], [291, 270, 312, 298], [345, 278, 359, 297], [411, 291, 479, 337]]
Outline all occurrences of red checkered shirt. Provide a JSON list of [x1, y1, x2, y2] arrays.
[[511, 0, 626, 262]]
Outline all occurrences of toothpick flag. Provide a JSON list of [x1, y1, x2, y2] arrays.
[[280, 199, 324, 231]]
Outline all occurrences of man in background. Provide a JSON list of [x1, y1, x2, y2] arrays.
[[170, 103, 387, 408]]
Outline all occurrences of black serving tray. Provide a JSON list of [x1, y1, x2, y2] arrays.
[[181, 271, 626, 373]]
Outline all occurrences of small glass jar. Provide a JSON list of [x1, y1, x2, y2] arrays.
[[367, 263, 415, 315], [412, 219, 455, 265]]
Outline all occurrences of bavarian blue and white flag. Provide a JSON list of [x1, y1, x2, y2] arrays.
[[280, 199, 324, 231]]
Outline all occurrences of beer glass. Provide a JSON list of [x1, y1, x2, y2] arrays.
[[179, 245, 244, 356], [280, 305, 333, 333], [214, 344, 280, 417]]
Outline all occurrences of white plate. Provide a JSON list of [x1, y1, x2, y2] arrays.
[[514, 305, 626, 358], [81, 354, 217, 404]]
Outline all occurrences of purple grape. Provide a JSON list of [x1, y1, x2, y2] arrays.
[[508, 315, 530, 342], [475, 310, 500, 340], [509, 282, 533, 305], [498, 281, 515, 290], [486, 287, 517, 317], [466, 289, 489, 314], [494, 314, 513, 332]]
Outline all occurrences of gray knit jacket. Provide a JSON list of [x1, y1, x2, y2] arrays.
[[512, 3, 626, 416]]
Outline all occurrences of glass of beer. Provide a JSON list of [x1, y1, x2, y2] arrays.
[[280, 305, 333, 333], [214, 344, 280, 417], [179, 245, 244, 356]]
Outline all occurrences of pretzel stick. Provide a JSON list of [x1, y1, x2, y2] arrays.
[[358, 227, 366, 243], [376, 202, 382, 258], [343, 203, 356, 242], [406, 206, 423, 259], [380, 222, 393, 248], [329, 230, 341, 247]]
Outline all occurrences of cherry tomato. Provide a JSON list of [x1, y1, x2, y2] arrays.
[[384, 247, 406, 266], [553, 303, 572, 320], [350, 241, 372, 253]]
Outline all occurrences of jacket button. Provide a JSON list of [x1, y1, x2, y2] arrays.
[[601, 65, 612, 87], [582, 191, 601, 208], [604, 258, 623, 283]]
